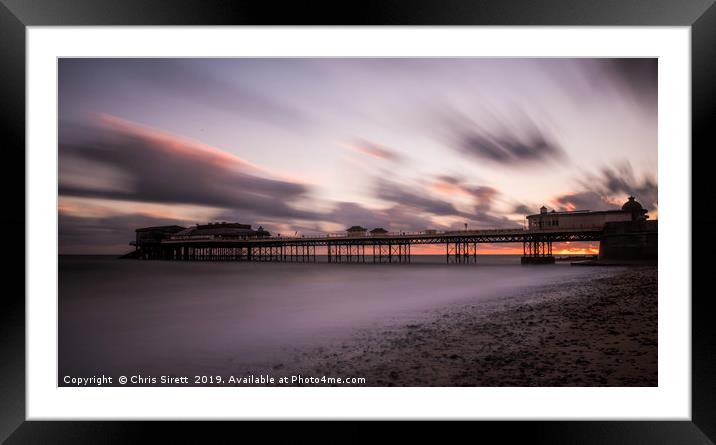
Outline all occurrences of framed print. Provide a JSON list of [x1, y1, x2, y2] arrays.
[[1, 0, 711, 442]]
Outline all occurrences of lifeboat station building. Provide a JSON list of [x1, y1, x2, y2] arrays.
[[527, 196, 649, 230]]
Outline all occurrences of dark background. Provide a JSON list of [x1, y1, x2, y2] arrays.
[[0, 0, 711, 443]]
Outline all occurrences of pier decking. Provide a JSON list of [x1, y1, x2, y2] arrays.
[[133, 227, 604, 264]]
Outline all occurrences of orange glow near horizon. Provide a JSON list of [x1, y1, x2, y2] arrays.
[[313, 242, 600, 256], [554, 246, 599, 255]]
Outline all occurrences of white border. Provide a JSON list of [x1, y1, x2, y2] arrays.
[[27, 27, 691, 420]]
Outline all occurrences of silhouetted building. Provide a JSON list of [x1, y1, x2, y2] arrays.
[[170, 222, 270, 240], [134, 225, 186, 247], [346, 226, 368, 236], [621, 196, 649, 221], [370, 227, 389, 236], [527, 197, 649, 230]]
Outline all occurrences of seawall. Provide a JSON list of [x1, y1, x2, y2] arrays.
[[598, 220, 657, 261]]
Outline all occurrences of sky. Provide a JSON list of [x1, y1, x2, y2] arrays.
[[58, 58, 658, 254]]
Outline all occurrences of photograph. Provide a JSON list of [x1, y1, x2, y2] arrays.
[[1, 0, 709, 438], [57, 57, 658, 388]]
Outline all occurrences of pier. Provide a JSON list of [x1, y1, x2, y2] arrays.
[[129, 227, 604, 264], [127, 197, 656, 264]]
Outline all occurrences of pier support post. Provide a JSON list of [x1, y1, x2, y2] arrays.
[[521, 237, 555, 264]]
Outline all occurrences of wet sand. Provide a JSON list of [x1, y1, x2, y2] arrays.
[[289, 267, 657, 386]]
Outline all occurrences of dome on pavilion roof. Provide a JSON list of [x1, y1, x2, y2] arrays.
[[621, 196, 644, 212], [621, 196, 649, 220]]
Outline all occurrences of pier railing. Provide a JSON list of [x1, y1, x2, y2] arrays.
[[165, 226, 598, 242], [133, 225, 604, 263]]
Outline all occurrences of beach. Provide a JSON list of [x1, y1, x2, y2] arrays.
[[291, 267, 657, 386], [59, 257, 656, 387]]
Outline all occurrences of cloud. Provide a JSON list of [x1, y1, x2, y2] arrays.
[[375, 178, 520, 229], [539, 58, 657, 114], [464, 186, 499, 211], [57, 116, 518, 248], [588, 162, 658, 211], [59, 115, 320, 220], [59, 59, 313, 130], [435, 175, 462, 185], [439, 106, 565, 166], [375, 179, 466, 217], [326, 202, 439, 232], [555, 161, 658, 212], [512, 204, 533, 215], [457, 125, 563, 165], [554, 191, 616, 211], [465, 212, 521, 229], [352, 139, 404, 162], [432, 176, 499, 212], [595, 59, 658, 110], [59, 211, 187, 255]]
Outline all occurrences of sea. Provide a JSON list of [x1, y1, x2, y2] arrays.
[[58, 254, 607, 383]]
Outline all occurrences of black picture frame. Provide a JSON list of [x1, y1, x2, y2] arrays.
[[0, 0, 709, 442]]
